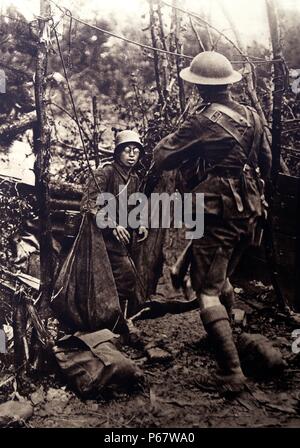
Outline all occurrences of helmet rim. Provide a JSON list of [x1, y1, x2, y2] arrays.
[[114, 130, 143, 152], [180, 51, 242, 85]]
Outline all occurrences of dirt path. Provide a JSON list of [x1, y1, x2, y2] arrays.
[[26, 282, 300, 428]]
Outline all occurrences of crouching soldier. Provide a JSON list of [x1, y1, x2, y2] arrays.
[[81, 130, 148, 323], [145, 51, 272, 393]]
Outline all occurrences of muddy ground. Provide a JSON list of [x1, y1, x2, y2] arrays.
[[1, 276, 300, 429]]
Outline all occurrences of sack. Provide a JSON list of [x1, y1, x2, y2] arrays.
[[53, 329, 143, 398], [238, 333, 287, 378], [51, 214, 127, 333]]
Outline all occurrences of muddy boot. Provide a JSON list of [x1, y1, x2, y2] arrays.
[[220, 278, 235, 319], [197, 305, 246, 394]]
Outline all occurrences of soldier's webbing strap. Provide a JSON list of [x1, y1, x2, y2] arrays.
[[201, 103, 263, 214], [201, 102, 252, 150]]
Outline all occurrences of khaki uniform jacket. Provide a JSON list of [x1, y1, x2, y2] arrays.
[[147, 94, 272, 220]]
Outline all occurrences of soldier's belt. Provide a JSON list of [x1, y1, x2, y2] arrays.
[[209, 165, 254, 178]]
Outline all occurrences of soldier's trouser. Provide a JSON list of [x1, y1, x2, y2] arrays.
[[190, 214, 253, 296], [106, 249, 138, 318]]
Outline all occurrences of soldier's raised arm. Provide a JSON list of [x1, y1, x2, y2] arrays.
[[144, 116, 203, 196], [153, 116, 203, 171]]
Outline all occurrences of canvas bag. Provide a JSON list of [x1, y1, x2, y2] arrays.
[[51, 214, 127, 333], [53, 329, 143, 398]]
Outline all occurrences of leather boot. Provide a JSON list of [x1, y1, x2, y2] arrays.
[[197, 304, 246, 394]]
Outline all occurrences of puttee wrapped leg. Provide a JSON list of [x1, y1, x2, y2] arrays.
[[197, 301, 246, 393]]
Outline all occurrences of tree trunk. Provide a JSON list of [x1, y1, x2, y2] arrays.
[[149, 0, 163, 105], [92, 96, 100, 168], [13, 289, 28, 382], [157, 0, 169, 100], [33, 0, 54, 313], [266, 0, 285, 182], [173, 0, 185, 113]]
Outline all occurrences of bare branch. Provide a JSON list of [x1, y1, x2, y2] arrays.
[[189, 16, 205, 52]]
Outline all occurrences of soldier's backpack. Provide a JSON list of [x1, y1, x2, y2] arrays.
[[53, 329, 143, 398]]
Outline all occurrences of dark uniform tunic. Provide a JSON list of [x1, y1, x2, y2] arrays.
[[147, 92, 272, 296], [81, 161, 140, 316]]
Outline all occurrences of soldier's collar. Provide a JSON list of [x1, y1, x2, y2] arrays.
[[201, 91, 232, 104], [112, 161, 138, 181]]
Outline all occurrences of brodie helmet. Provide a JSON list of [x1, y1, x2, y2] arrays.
[[180, 51, 242, 86]]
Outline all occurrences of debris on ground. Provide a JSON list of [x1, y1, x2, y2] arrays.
[[145, 345, 173, 364], [1, 279, 300, 427], [0, 400, 33, 427]]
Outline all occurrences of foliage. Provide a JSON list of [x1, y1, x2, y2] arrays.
[[0, 0, 300, 260], [0, 7, 36, 120], [0, 181, 34, 269]]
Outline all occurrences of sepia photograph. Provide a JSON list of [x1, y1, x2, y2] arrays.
[[0, 0, 299, 433]]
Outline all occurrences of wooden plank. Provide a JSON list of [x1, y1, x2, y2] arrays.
[[49, 198, 81, 211], [277, 173, 300, 197], [49, 182, 83, 200], [272, 193, 298, 212], [273, 232, 297, 270], [274, 273, 300, 312], [272, 215, 298, 236], [271, 193, 299, 235]]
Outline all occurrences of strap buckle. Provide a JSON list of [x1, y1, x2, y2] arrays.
[[243, 163, 251, 173], [209, 110, 222, 123]]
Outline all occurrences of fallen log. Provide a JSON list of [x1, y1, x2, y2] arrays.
[[49, 198, 81, 211], [0, 112, 36, 140], [5, 178, 84, 201], [49, 182, 83, 201]]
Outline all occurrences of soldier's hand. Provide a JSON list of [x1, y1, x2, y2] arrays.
[[113, 226, 130, 245], [137, 226, 148, 242]]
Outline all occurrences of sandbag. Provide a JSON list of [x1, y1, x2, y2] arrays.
[[237, 332, 287, 377], [53, 329, 143, 398], [51, 214, 127, 333]]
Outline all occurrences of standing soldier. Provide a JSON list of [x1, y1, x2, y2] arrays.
[[145, 51, 272, 393], [81, 130, 148, 320], [52, 130, 148, 337]]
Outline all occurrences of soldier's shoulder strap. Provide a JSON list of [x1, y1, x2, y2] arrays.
[[200, 102, 253, 148], [100, 160, 113, 169]]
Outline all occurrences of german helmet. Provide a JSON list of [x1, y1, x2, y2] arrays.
[[180, 51, 242, 85], [115, 130, 143, 151]]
